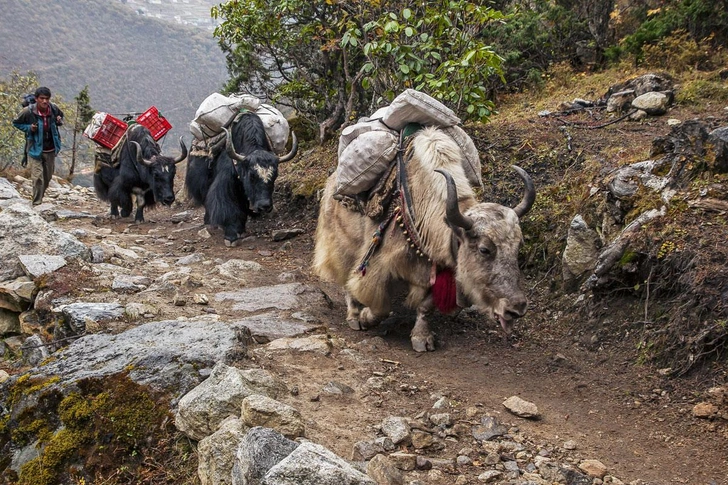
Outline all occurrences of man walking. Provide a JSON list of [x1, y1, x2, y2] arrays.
[[13, 87, 64, 205]]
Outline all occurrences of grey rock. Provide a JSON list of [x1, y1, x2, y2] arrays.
[[241, 394, 304, 439], [175, 362, 287, 441], [231, 312, 322, 343], [216, 283, 329, 312], [561, 215, 601, 291], [366, 454, 404, 485], [56, 209, 96, 220], [0, 277, 36, 313], [18, 255, 67, 279], [351, 440, 384, 461], [177, 253, 203, 265], [0, 202, 90, 282], [263, 441, 376, 485], [197, 416, 249, 485], [381, 416, 411, 445], [632, 91, 670, 115], [271, 228, 304, 241], [0, 308, 21, 336], [472, 416, 508, 441], [232, 426, 299, 485], [56, 302, 125, 335], [112, 274, 151, 293], [606, 90, 635, 113], [20, 334, 50, 366], [0, 178, 23, 205], [28, 319, 251, 402]]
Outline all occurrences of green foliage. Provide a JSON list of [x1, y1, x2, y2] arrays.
[[480, 0, 590, 90], [355, 1, 505, 120], [620, 0, 728, 62], [0, 72, 38, 170], [213, 0, 507, 139]]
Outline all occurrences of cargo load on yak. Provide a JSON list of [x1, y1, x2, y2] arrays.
[[84, 107, 173, 171], [333, 89, 483, 217], [189, 92, 291, 157]]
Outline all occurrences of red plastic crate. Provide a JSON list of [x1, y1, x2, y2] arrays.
[[136, 106, 172, 141], [90, 114, 128, 149]]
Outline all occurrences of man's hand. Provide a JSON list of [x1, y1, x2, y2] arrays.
[[30, 123, 38, 133]]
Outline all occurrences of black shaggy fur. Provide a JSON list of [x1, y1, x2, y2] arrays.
[[185, 112, 283, 244], [93, 124, 186, 222]]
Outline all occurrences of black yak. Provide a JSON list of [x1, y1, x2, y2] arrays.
[[93, 124, 187, 222], [185, 112, 297, 245]]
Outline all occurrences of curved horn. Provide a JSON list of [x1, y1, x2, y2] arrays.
[[277, 131, 298, 163], [131, 141, 155, 167], [224, 127, 246, 163], [435, 169, 473, 231], [174, 136, 188, 164], [511, 165, 536, 217]]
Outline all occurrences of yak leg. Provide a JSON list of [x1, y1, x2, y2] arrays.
[[133, 191, 146, 223], [346, 292, 377, 330], [109, 203, 120, 218], [117, 192, 133, 218], [410, 289, 436, 352], [347, 267, 392, 330]]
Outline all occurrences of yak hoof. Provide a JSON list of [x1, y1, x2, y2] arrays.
[[224, 238, 240, 247], [411, 333, 436, 352], [347, 318, 364, 331]]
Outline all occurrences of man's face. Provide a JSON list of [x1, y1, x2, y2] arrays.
[[36, 95, 50, 110]]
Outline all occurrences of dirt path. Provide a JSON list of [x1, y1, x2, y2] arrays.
[[35, 179, 727, 485]]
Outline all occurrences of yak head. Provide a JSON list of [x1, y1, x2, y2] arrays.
[[132, 137, 187, 205], [224, 127, 298, 214], [437, 166, 535, 334]]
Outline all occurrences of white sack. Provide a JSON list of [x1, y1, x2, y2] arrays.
[[382, 89, 460, 130], [335, 119, 398, 196], [256, 104, 290, 155], [441, 125, 483, 189], [83, 112, 108, 139], [192, 93, 261, 140]]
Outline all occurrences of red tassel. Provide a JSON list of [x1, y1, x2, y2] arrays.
[[432, 268, 458, 314]]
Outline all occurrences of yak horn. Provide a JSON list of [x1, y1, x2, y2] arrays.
[[131, 141, 155, 167], [174, 137, 188, 164], [436, 169, 473, 231], [278, 132, 298, 163], [224, 127, 246, 163], [511, 165, 536, 217]]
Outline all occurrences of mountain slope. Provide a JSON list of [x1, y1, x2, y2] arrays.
[[0, 0, 228, 144]]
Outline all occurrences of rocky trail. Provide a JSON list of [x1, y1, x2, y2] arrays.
[[1, 170, 727, 485]]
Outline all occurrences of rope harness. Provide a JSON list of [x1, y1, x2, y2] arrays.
[[355, 124, 432, 276]]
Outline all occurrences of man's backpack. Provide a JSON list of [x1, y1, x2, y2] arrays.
[[21, 93, 35, 107]]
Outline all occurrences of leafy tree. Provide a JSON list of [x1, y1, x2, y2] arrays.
[[212, 0, 506, 142], [0, 72, 38, 171]]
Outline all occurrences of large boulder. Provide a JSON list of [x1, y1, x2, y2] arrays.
[[0, 201, 91, 282]]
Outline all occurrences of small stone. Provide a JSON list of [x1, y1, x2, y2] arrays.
[[579, 459, 607, 478], [563, 439, 578, 450], [502, 395, 540, 419], [692, 402, 718, 418]]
